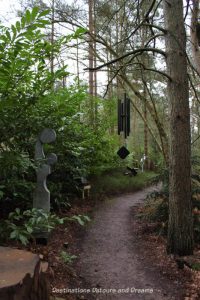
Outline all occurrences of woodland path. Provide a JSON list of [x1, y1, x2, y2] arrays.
[[77, 186, 183, 300]]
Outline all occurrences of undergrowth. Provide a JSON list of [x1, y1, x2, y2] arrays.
[[91, 169, 157, 197], [138, 186, 200, 242]]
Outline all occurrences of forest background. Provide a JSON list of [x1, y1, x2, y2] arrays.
[[0, 0, 199, 256]]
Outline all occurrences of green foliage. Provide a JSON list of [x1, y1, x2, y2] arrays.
[[0, 152, 35, 207], [60, 251, 77, 264], [0, 7, 120, 212], [139, 188, 200, 241], [0, 208, 64, 245], [140, 192, 169, 223], [191, 262, 200, 271], [68, 215, 91, 226], [92, 170, 157, 196], [0, 207, 90, 245]]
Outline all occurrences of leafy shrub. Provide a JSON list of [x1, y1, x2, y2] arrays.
[[0, 208, 64, 245], [0, 208, 90, 245], [139, 189, 200, 241], [0, 7, 120, 212], [139, 192, 168, 223]]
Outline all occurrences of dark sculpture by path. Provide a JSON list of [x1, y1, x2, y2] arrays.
[[33, 128, 57, 213]]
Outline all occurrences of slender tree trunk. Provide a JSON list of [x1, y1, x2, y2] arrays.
[[107, 42, 114, 134], [88, 0, 94, 124], [141, 23, 148, 169], [115, 1, 121, 98], [76, 39, 80, 86], [164, 0, 193, 255], [93, 2, 98, 127], [144, 90, 148, 167], [191, 0, 200, 74], [51, 0, 55, 75]]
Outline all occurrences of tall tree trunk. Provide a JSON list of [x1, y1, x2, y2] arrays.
[[88, 0, 94, 125], [191, 0, 200, 74], [144, 90, 148, 168], [76, 39, 80, 86], [141, 22, 149, 170], [164, 0, 193, 255], [51, 0, 55, 75], [93, 3, 98, 127]]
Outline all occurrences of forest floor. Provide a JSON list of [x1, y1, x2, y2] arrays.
[[46, 185, 200, 300]]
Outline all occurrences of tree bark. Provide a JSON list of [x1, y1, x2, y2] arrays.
[[164, 0, 193, 255], [51, 0, 55, 75], [88, 0, 94, 125], [191, 0, 200, 75], [0, 246, 50, 300], [143, 89, 148, 168]]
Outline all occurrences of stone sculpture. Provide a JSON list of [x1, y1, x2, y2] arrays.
[[33, 128, 57, 213], [140, 154, 147, 173]]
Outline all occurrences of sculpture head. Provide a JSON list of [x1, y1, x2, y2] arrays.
[[39, 128, 56, 144]]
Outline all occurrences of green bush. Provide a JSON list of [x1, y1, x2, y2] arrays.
[[0, 208, 64, 245], [0, 7, 121, 212], [0, 207, 90, 245]]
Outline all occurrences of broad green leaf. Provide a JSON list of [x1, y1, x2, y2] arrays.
[[0, 35, 7, 42], [5, 30, 11, 41], [11, 25, 17, 37], [16, 208, 20, 214], [74, 27, 87, 36], [34, 24, 46, 29], [72, 216, 84, 226], [26, 226, 33, 233], [31, 7, 39, 21], [83, 215, 91, 222], [0, 69, 10, 75], [21, 16, 26, 28], [10, 231, 17, 239], [38, 20, 50, 25], [19, 234, 28, 245], [25, 10, 31, 24], [38, 9, 50, 18], [16, 21, 21, 33]]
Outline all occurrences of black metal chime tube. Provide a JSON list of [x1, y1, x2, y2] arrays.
[[126, 95, 130, 137], [118, 99, 121, 135], [118, 93, 130, 138]]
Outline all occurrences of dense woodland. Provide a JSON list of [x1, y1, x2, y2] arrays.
[[1, 0, 200, 295]]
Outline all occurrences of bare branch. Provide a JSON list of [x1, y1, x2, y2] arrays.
[[144, 33, 165, 47], [191, 134, 200, 145], [184, 0, 191, 21], [188, 73, 200, 105], [134, 62, 171, 81], [84, 48, 166, 71], [103, 67, 122, 98], [142, 23, 167, 33], [114, 0, 163, 46]]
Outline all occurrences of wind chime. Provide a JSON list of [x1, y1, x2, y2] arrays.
[[117, 93, 131, 159]]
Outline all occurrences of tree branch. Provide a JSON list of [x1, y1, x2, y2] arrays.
[[188, 73, 200, 105], [84, 47, 166, 71], [142, 23, 167, 33], [131, 62, 171, 81], [144, 33, 165, 47]]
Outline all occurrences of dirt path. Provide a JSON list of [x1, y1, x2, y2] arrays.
[[77, 186, 183, 300]]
